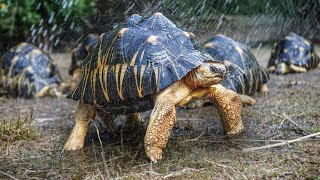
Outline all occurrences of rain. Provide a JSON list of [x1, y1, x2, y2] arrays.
[[0, 0, 319, 179]]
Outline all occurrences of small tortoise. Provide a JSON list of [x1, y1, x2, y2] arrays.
[[203, 35, 269, 105], [268, 32, 320, 75], [69, 34, 100, 91], [0, 43, 68, 98], [63, 13, 243, 162]]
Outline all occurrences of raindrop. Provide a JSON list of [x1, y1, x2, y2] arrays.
[[36, 3, 41, 10], [43, 29, 48, 37], [48, 12, 55, 24], [51, 24, 57, 32], [54, 39, 60, 47], [30, 24, 35, 31], [31, 29, 37, 36], [39, 19, 44, 26], [64, 11, 71, 22], [70, 22, 75, 30], [68, 0, 74, 8], [49, 35, 55, 41]]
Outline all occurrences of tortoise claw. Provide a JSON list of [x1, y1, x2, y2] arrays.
[[146, 146, 162, 163]]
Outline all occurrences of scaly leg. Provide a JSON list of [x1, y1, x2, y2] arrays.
[[34, 86, 50, 97], [268, 66, 276, 73], [144, 96, 176, 163], [127, 113, 145, 124], [211, 85, 243, 135], [259, 84, 269, 95], [63, 101, 96, 151], [238, 94, 256, 105], [290, 64, 307, 73]]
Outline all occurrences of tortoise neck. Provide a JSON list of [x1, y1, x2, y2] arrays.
[[182, 69, 198, 90]]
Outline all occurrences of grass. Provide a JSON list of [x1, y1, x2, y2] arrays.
[[0, 108, 41, 147], [0, 46, 320, 179]]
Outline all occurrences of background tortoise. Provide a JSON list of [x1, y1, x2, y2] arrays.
[[63, 12, 243, 163], [268, 32, 320, 75], [0, 42, 68, 98], [69, 15, 143, 91], [188, 34, 269, 107], [69, 34, 100, 91], [203, 35, 269, 105]]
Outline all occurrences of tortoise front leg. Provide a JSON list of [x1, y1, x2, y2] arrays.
[[211, 85, 243, 135], [63, 101, 96, 151], [289, 64, 307, 73], [145, 96, 176, 163]]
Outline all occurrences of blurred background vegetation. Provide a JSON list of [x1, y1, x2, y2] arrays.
[[0, 0, 319, 52]]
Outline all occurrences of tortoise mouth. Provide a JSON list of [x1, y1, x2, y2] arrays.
[[204, 72, 225, 79]]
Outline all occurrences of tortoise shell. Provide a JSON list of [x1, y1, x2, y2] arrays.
[[69, 34, 100, 75], [69, 15, 143, 76], [0, 43, 63, 98], [69, 13, 214, 114], [268, 32, 320, 69], [204, 35, 269, 95]]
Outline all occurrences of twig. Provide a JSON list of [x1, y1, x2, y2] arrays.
[[163, 168, 202, 179], [243, 132, 320, 152], [181, 131, 205, 142], [0, 171, 19, 180], [282, 113, 312, 135]]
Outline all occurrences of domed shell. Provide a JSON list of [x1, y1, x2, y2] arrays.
[[268, 32, 320, 69], [204, 35, 269, 95], [69, 13, 214, 114], [0, 43, 62, 98], [69, 34, 99, 75]]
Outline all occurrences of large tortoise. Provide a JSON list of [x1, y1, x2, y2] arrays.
[[69, 34, 100, 91], [63, 13, 243, 162], [268, 32, 320, 75], [0, 42, 68, 98], [203, 34, 269, 105]]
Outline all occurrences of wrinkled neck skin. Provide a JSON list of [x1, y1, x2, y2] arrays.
[[154, 67, 222, 105]]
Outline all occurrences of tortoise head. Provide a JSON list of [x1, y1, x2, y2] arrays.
[[192, 61, 226, 88], [275, 62, 290, 75]]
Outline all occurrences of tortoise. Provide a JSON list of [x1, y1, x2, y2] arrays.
[[63, 12, 243, 163], [203, 34, 269, 105], [69, 34, 100, 91], [0, 42, 69, 98], [267, 32, 320, 75]]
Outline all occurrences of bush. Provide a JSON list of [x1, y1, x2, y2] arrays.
[[0, 0, 96, 52]]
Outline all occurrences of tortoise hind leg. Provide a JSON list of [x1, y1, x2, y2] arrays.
[[145, 96, 176, 163], [211, 85, 243, 135], [238, 94, 256, 105], [259, 84, 269, 95], [63, 101, 96, 151], [127, 113, 144, 124]]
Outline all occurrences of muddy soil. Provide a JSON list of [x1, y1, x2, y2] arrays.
[[0, 45, 319, 179]]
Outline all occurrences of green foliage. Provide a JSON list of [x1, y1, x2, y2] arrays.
[[0, 0, 96, 51]]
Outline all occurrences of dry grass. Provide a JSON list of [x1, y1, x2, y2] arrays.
[[0, 45, 319, 179]]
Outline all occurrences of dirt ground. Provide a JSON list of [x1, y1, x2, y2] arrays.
[[0, 44, 319, 179]]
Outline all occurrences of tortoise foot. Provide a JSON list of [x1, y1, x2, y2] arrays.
[[146, 146, 163, 163], [63, 136, 84, 151]]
